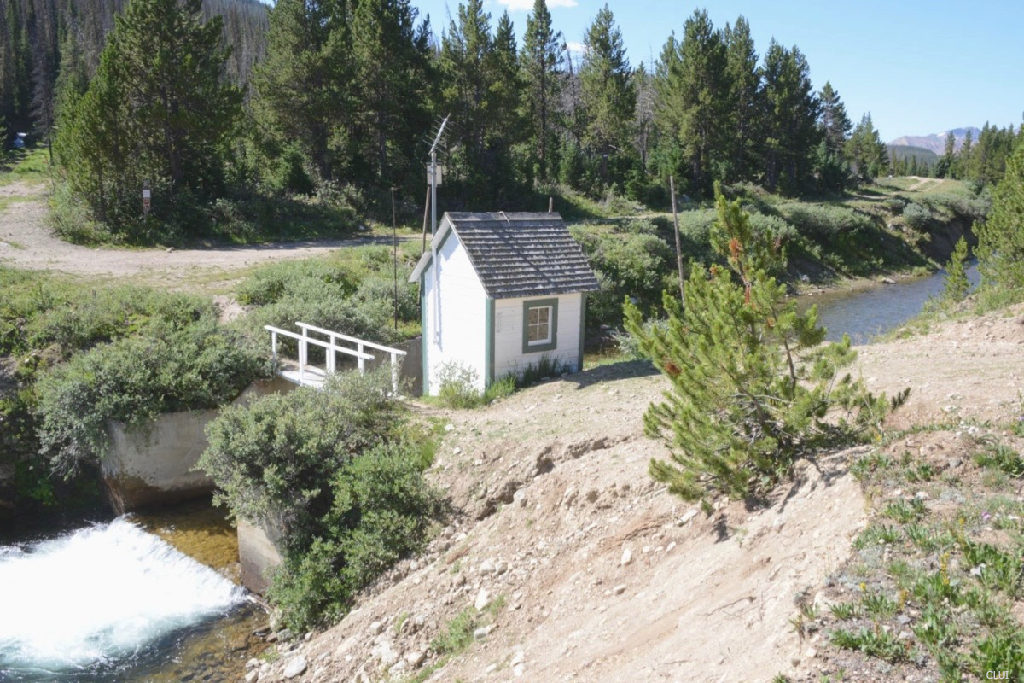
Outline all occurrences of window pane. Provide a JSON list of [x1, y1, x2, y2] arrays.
[[526, 305, 552, 343]]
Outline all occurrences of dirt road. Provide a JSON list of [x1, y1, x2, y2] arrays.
[[0, 183, 400, 284]]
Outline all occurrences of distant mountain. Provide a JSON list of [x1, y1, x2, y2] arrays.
[[889, 127, 981, 155]]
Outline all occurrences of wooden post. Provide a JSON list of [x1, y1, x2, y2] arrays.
[[669, 175, 686, 301], [392, 187, 399, 332], [270, 331, 278, 364], [298, 327, 307, 384], [421, 185, 430, 255], [326, 333, 336, 374], [357, 341, 366, 374], [390, 351, 399, 395]]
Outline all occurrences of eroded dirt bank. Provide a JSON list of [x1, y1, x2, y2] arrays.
[[252, 305, 1023, 682]]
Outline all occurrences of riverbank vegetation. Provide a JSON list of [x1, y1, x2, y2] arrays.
[[199, 371, 441, 630], [0, 268, 267, 517]]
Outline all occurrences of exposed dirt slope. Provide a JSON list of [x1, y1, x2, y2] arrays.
[[249, 306, 1024, 682]]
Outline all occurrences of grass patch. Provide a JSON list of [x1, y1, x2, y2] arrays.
[[0, 147, 50, 186]]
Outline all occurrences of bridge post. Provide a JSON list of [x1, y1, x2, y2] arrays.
[[298, 327, 307, 384]]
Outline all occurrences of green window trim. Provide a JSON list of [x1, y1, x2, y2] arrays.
[[521, 298, 559, 354]]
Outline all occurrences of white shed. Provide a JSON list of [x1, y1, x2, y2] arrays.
[[410, 212, 600, 396]]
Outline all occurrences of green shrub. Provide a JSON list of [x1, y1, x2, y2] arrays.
[[200, 370, 438, 629], [902, 202, 932, 230], [436, 362, 485, 409], [266, 440, 439, 629], [974, 443, 1024, 478], [200, 370, 404, 526], [0, 268, 212, 358], [570, 224, 674, 327], [36, 320, 264, 476], [778, 202, 874, 239]]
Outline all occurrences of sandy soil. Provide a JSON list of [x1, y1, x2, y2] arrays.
[[0, 183, 399, 282], [252, 306, 1024, 683]]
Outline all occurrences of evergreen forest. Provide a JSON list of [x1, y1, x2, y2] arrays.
[[1, 0, 1019, 243]]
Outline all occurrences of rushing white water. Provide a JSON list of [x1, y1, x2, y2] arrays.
[[0, 517, 245, 675]]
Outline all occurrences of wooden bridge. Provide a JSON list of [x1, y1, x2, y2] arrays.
[[265, 322, 406, 394]]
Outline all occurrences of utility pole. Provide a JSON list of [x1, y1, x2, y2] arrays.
[[392, 186, 399, 332], [669, 175, 685, 301]]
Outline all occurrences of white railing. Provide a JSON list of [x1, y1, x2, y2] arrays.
[[265, 322, 406, 394]]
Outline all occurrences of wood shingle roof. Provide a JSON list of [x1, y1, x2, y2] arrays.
[[416, 212, 599, 299]]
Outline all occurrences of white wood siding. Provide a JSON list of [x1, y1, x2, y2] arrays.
[[493, 292, 582, 380], [422, 227, 487, 395]]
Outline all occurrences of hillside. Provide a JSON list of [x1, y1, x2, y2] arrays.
[[890, 127, 981, 155], [251, 304, 1024, 682]]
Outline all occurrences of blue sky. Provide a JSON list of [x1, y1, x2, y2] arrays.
[[264, 0, 1024, 141]]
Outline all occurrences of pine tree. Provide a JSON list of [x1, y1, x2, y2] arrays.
[[942, 235, 970, 304], [54, 0, 241, 236], [976, 138, 1024, 297], [520, 0, 562, 182], [761, 41, 820, 194], [250, 0, 350, 183], [349, 0, 432, 184], [654, 10, 728, 195], [936, 131, 956, 178], [440, 0, 496, 190], [722, 16, 760, 183], [846, 113, 887, 183], [818, 82, 852, 157], [623, 186, 893, 505], [578, 5, 634, 168]]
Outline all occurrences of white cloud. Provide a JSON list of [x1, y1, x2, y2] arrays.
[[564, 41, 586, 55], [495, 0, 578, 11]]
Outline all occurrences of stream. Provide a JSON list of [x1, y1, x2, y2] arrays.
[[807, 263, 980, 344], [0, 501, 268, 681]]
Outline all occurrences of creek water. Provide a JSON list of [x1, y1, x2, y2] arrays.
[[807, 263, 980, 344], [0, 501, 268, 681]]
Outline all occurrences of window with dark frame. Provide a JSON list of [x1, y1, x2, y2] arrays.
[[521, 298, 558, 353]]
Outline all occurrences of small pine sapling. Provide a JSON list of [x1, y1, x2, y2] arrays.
[[942, 236, 970, 304], [624, 185, 903, 506]]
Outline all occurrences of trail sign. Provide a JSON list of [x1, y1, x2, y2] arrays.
[[142, 187, 151, 215]]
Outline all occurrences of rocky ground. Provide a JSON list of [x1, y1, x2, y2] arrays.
[[251, 305, 1024, 682]]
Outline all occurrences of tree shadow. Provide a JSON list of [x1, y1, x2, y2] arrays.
[[563, 359, 659, 391]]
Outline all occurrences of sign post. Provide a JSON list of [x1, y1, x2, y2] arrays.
[[142, 181, 151, 216]]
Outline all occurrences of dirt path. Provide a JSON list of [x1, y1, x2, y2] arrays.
[[906, 176, 943, 191], [0, 183, 401, 283]]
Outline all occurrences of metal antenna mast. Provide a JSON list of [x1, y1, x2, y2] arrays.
[[429, 114, 449, 237], [428, 115, 450, 347]]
